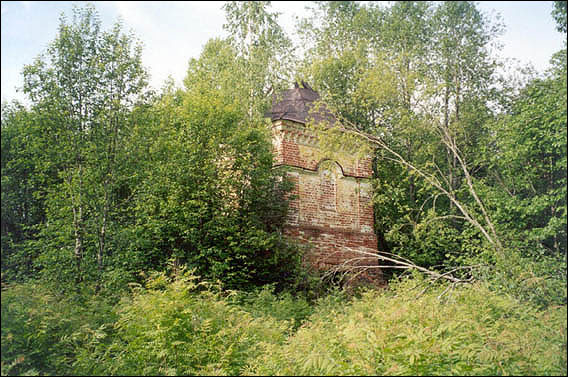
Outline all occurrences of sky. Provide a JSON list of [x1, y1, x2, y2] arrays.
[[1, 1, 565, 105]]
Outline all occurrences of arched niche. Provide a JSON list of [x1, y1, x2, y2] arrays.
[[317, 160, 344, 213]]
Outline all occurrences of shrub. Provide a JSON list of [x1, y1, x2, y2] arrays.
[[479, 248, 567, 309], [73, 269, 290, 376], [247, 276, 567, 376], [229, 284, 314, 330], [1, 281, 115, 376]]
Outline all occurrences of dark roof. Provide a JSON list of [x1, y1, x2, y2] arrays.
[[267, 82, 337, 125]]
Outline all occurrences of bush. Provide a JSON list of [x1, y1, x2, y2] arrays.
[[247, 276, 567, 376], [467, 247, 567, 309], [128, 89, 302, 290], [229, 284, 314, 330], [1, 281, 116, 376], [73, 269, 290, 376], [4, 270, 565, 376]]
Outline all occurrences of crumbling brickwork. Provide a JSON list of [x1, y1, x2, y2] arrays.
[[271, 117, 380, 280]]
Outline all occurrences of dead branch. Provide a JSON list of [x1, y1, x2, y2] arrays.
[[437, 123, 503, 252], [320, 246, 482, 287], [313, 112, 503, 255]]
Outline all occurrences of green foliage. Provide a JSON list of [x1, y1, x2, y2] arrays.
[[471, 247, 567, 309], [222, 1, 295, 122], [73, 269, 290, 376], [373, 151, 464, 269], [552, 1, 567, 33], [229, 284, 315, 330], [2, 3, 567, 375], [297, 1, 508, 273], [1, 102, 51, 281], [488, 73, 566, 255], [3, 273, 566, 376], [297, 1, 383, 130], [5, 4, 150, 286], [1, 282, 116, 376], [248, 277, 567, 376], [127, 76, 299, 289], [2, 3, 302, 291]]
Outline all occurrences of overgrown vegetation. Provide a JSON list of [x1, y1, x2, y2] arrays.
[[2, 1, 566, 375], [250, 274, 567, 376], [2, 271, 566, 376]]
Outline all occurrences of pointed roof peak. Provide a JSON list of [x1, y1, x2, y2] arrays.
[[267, 83, 337, 125]]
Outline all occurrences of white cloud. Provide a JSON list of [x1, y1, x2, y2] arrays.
[[105, 1, 228, 91], [20, 1, 32, 11], [113, 1, 151, 28], [1, 1, 564, 105]]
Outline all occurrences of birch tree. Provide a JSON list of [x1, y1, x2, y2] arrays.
[[22, 5, 148, 283]]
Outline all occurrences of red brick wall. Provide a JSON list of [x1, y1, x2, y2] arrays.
[[272, 120, 381, 282]]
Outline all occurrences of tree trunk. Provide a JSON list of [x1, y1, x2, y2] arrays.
[[72, 202, 84, 283]]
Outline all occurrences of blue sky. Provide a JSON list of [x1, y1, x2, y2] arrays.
[[1, 1, 565, 105]]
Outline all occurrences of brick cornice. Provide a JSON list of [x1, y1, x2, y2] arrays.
[[272, 163, 372, 179], [272, 120, 318, 147], [284, 223, 376, 237]]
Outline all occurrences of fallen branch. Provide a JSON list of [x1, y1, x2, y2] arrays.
[[308, 103, 504, 255], [319, 246, 483, 289]]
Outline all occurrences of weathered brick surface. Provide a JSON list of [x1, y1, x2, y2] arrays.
[[272, 120, 373, 177], [272, 119, 382, 282]]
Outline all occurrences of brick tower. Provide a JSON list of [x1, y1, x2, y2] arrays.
[[268, 83, 381, 281]]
